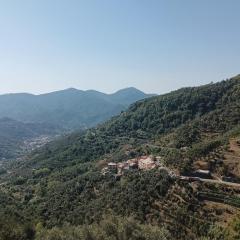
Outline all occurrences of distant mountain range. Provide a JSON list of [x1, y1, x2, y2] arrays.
[[0, 87, 155, 130], [0, 87, 154, 159]]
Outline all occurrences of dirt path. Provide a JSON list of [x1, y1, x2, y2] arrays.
[[223, 138, 240, 176], [229, 138, 240, 155]]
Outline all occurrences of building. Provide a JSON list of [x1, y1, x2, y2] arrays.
[[193, 169, 211, 179], [102, 155, 158, 177], [108, 162, 118, 173], [222, 176, 236, 183], [117, 162, 126, 174], [138, 156, 156, 170], [122, 166, 130, 173], [129, 162, 138, 170]]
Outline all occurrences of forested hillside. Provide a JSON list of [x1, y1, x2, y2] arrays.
[[18, 76, 240, 170], [0, 87, 154, 130], [0, 118, 59, 160], [1, 75, 240, 240]]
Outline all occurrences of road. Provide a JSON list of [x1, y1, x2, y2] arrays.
[[178, 175, 240, 188], [199, 178, 240, 188]]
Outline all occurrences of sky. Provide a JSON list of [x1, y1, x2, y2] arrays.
[[0, 0, 239, 95]]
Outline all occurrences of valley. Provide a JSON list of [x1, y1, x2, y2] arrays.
[[0, 76, 240, 239], [0, 118, 60, 160], [21, 135, 59, 155], [0, 87, 153, 161]]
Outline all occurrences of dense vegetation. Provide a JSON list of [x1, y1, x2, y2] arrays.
[[0, 87, 154, 130], [1, 75, 240, 239], [0, 87, 153, 160], [18, 76, 240, 171], [0, 117, 59, 159]]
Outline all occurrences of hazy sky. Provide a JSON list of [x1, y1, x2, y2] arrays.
[[0, 0, 239, 94]]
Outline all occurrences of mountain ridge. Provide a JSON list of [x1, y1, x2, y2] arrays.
[[0, 87, 155, 97], [0, 87, 154, 130]]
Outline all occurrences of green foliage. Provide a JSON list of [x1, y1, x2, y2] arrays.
[[0, 217, 35, 240], [1, 76, 240, 240], [0, 117, 59, 159], [0, 88, 153, 130], [197, 225, 227, 240], [0, 168, 7, 175], [34, 168, 51, 178], [187, 139, 223, 159], [13, 176, 27, 185], [173, 123, 201, 148], [36, 215, 171, 240]]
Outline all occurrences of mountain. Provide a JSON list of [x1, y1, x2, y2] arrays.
[[108, 87, 152, 105], [0, 87, 155, 130], [1, 75, 240, 239], [0, 87, 154, 160], [0, 117, 59, 139], [0, 118, 59, 159]]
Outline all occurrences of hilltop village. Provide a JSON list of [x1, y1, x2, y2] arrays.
[[101, 155, 212, 181], [102, 153, 240, 189], [102, 156, 176, 178]]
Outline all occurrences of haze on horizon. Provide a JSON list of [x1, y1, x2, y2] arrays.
[[0, 0, 239, 95]]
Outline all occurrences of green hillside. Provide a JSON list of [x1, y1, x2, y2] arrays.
[[0, 87, 154, 130], [1, 76, 240, 240], [0, 118, 60, 160], [19, 76, 240, 170]]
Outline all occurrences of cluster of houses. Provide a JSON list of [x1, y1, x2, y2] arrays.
[[102, 156, 160, 176], [101, 155, 228, 184]]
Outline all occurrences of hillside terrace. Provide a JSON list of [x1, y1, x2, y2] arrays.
[[101, 155, 240, 190], [102, 156, 161, 176]]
